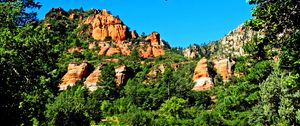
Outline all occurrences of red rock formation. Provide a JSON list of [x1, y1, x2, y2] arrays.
[[115, 65, 128, 87], [106, 48, 120, 56], [213, 58, 233, 80], [117, 43, 131, 56], [59, 62, 92, 90], [98, 42, 110, 55], [192, 57, 214, 91], [152, 45, 165, 57], [145, 32, 160, 46], [139, 46, 153, 58], [84, 66, 101, 91], [84, 9, 129, 41], [68, 47, 82, 53]]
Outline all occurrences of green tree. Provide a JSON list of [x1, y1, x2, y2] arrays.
[[45, 86, 91, 126], [247, 0, 300, 73], [159, 96, 188, 118]]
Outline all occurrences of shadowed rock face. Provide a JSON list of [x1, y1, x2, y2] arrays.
[[192, 57, 214, 91], [59, 62, 92, 90], [84, 9, 130, 41]]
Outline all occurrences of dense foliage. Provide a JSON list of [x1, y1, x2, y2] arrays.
[[1, 0, 300, 125]]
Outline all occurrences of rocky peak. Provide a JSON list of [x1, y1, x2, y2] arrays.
[[84, 9, 130, 41], [145, 32, 161, 46], [45, 7, 69, 18], [218, 24, 257, 57], [183, 45, 200, 59], [139, 32, 165, 58]]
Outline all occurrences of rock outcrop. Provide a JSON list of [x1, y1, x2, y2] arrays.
[[145, 32, 160, 46], [68, 47, 83, 53], [84, 66, 101, 91], [84, 9, 130, 41], [115, 65, 129, 87], [59, 62, 92, 90], [218, 24, 256, 57], [213, 58, 234, 81], [106, 48, 121, 56], [183, 47, 198, 59], [60, 63, 130, 91], [139, 32, 165, 58], [192, 57, 214, 91]]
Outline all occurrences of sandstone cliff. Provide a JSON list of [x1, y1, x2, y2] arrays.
[[84, 9, 130, 41], [59, 62, 93, 90], [192, 57, 214, 91], [59, 63, 130, 91]]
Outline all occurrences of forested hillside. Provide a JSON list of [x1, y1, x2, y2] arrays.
[[0, 0, 300, 125]]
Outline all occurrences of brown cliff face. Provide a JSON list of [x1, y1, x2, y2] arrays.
[[192, 57, 214, 91], [84, 9, 129, 41], [60, 63, 130, 91], [59, 62, 92, 90], [84, 66, 101, 91], [213, 58, 234, 81], [139, 46, 153, 58], [119, 44, 131, 56], [152, 45, 165, 57]]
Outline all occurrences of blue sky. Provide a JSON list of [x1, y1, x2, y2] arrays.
[[36, 0, 254, 47]]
